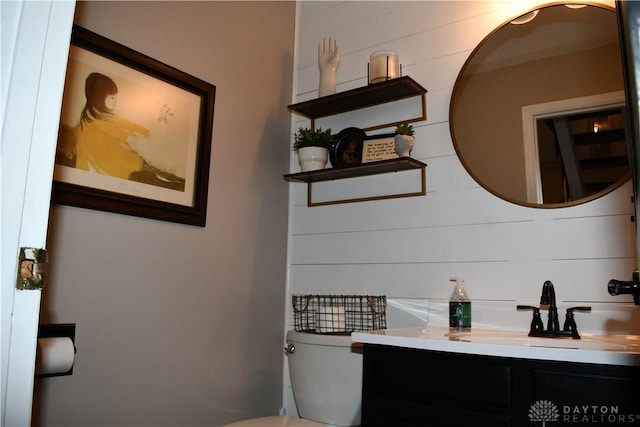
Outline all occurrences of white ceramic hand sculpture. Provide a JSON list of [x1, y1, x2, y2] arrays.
[[318, 38, 340, 97]]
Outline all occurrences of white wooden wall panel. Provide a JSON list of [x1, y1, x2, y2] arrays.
[[291, 214, 633, 263], [313, 96, 425, 132], [288, 257, 635, 301], [287, 0, 635, 331], [309, 168, 424, 204], [291, 183, 633, 238]]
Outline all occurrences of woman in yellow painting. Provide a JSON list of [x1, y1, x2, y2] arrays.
[[74, 72, 184, 190], [75, 72, 149, 179]]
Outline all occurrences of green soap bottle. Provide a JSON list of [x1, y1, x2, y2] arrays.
[[449, 277, 471, 329]]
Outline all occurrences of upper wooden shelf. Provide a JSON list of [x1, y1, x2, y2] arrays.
[[288, 76, 427, 124], [283, 157, 426, 183]]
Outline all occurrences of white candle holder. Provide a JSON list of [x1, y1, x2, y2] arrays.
[[368, 50, 401, 84]]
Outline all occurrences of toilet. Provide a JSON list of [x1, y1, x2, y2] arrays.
[[224, 330, 363, 427]]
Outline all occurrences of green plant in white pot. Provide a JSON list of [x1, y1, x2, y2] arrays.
[[394, 123, 415, 157], [293, 127, 335, 172]]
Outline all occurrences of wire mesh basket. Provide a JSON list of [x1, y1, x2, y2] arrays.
[[292, 294, 387, 334]]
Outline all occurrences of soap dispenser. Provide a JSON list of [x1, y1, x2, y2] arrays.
[[449, 277, 471, 329]]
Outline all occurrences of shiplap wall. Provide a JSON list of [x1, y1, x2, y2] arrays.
[[283, 0, 636, 413], [288, 0, 634, 307]]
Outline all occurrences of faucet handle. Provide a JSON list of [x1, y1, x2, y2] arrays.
[[517, 305, 544, 335], [608, 270, 640, 305], [566, 306, 591, 314], [562, 306, 591, 338]]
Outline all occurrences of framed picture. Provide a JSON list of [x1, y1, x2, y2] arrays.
[[52, 26, 215, 226], [330, 127, 366, 168], [330, 128, 399, 168]]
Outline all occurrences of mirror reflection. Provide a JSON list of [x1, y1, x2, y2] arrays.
[[450, 4, 630, 207]]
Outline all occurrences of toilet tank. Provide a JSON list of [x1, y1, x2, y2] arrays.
[[286, 330, 363, 427]]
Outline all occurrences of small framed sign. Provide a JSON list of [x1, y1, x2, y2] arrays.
[[362, 133, 398, 163]]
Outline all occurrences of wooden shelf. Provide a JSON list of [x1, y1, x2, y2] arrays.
[[284, 157, 426, 183], [285, 75, 428, 206], [288, 76, 427, 131], [285, 158, 427, 207]]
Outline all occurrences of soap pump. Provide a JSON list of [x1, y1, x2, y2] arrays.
[[449, 277, 471, 329]]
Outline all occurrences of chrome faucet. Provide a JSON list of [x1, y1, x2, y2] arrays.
[[540, 280, 560, 333]]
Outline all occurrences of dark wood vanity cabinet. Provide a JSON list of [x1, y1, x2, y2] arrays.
[[361, 344, 640, 427]]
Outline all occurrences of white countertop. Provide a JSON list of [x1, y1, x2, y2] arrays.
[[351, 325, 640, 366]]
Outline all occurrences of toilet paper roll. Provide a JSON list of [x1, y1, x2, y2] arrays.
[[36, 337, 75, 375], [316, 306, 346, 333]]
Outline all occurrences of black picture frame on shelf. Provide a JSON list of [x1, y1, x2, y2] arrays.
[[52, 25, 215, 226], [330, 127, 366, 168]]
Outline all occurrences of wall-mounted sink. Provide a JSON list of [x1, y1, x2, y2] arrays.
[[445, 329, 640, 352]]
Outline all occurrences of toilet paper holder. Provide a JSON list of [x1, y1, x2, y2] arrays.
[[36, 323, 76, 378]]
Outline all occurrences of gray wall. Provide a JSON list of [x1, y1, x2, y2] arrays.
[[35, 2, 295, 426]]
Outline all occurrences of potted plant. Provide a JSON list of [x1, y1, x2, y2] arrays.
[[292, 127, 335, 172], [394, 123, 415, 157]]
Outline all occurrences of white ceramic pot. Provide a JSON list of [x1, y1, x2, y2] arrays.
[[297, 146, 329, 172], [394, 134, 415, 157]]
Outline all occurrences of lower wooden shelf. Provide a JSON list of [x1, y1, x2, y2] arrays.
[[284, 157, 427, 206], [284, 157, 426, 182]]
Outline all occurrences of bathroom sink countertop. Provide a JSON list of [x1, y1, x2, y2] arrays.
[[351, 325, 640, 366]]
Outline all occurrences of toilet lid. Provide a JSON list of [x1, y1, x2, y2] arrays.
[[224, 415, 322, 427]]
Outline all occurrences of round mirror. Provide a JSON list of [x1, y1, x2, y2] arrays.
[[450, 4, 630, 207]]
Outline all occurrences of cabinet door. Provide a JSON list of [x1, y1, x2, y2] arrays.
[[361, 344, 640, 427], [516, 363, 640, 427], [361, 345, 514, 427], [363, 395, 512, 427]]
